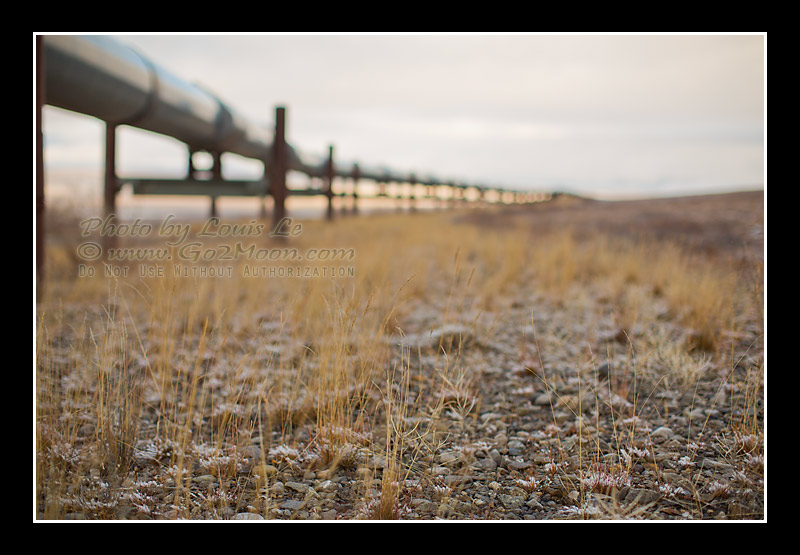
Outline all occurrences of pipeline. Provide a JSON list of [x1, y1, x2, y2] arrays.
[[43, 35, 277, 162], [41, 35, 508, 191]]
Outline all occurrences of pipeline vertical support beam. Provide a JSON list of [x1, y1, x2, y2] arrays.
[[103, 122, 118, 254], [352, 163, 360, 214], [409, 173, 416, 212], [36, 35, 45, 292], [395, 181, 403, 212], [325, 145, 334, 221], [188, 149, 195, 177], [212, 152, 222, 179], [270, 106, 288, 229], [210, 151, 222, 218]]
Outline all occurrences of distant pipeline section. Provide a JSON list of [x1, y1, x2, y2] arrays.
[[41, 35, 529, 191]]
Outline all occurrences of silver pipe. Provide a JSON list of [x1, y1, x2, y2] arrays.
[[43, 35, 523, 194], [43, 35, 273, 160]]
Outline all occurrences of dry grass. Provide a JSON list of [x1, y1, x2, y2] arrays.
[[35, 198, 764, 520]]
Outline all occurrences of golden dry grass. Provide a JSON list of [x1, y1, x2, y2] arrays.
[[35, 198, 764, 520]]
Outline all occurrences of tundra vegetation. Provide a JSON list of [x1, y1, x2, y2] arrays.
[[36, 193, 764, 520]]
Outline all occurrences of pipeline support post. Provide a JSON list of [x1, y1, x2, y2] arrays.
[[210, 151, 222, 218], [409, 173, 416, 212], [325, 145, 335, 221], [352, 163, 360, 214], [188, 149, 196, 177], [270, 106, 288, 229], [36, 36, 45, 291], [104, 122, 118, 253]]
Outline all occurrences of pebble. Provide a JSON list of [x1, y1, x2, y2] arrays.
[[505, 459, 533, 471], [596, 362, 613, 380], [279, 499, 305, 511], [651, 427, 674, 443], [444, 475, 473, 486], [623, 488, 661, 505], [472, 458, 497, 471], [233, 512, 264, 520], [239, 445, 262, 460], [439, 451, 463, 466], [285, 481, 310, 494], [497, 494, 526, 510], [253, 464, 279, 478], [317, 479, 337, 493]]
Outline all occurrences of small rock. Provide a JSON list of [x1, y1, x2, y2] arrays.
[[623, 488, 660, 505], [240, 445, 262, 460], [192, 474, 217, 486], [525, 495, 543, 510], [686, 407, 706, 420], [444, 475, 473, 486], [480, 412, 503, 422], [233, 512, 264, 520], [505, 459, 533, 471], [472, 457, 497, 471], [317, 479, 337, 493], [285, 481, 310, 494], [253, 464, 279, 478], [498, 494, 526, 510], [651, 427, 674, 443], [270, 481, 285, 496], [279, 499, 305, 511], [411, 499, 439, 513], [439, 450, 463, 466], [534, 392, 552, 406], [701, 459, 734, 472], [596, 362, 613, 380]]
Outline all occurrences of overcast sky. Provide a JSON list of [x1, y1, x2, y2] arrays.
[[41, 33, 765, 199]]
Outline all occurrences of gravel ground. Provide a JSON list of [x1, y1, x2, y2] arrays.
[[36, 191, 765, 521]]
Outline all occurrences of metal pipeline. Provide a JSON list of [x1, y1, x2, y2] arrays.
[[42, 35, 497, 190], [43, 35, 277, 161]]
